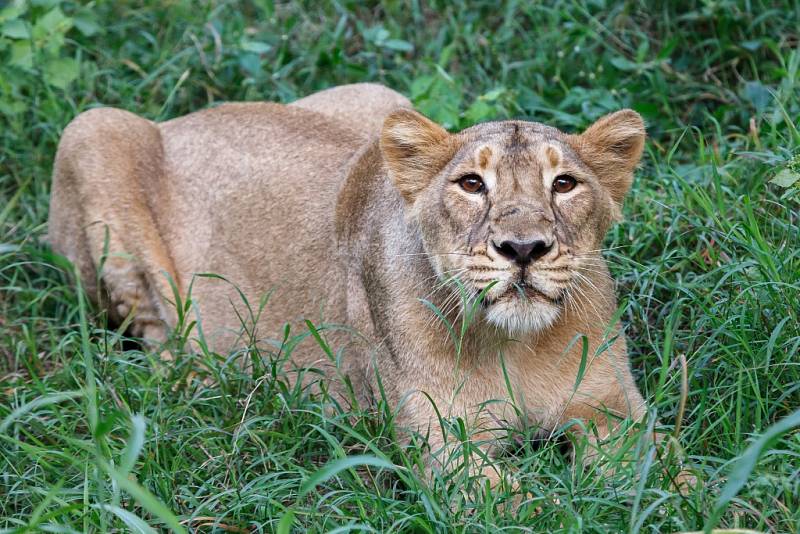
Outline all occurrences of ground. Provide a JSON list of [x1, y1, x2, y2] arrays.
[[1, 1, 799, 532]]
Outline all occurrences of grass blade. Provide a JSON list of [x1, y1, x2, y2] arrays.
[[706, 408, 800, 532], [299, 455, 398, 498], [94, 504, 158, 534], [0, 391, 84, 434]]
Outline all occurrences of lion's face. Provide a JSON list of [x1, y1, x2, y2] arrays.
[[381, 110, 645, 334]]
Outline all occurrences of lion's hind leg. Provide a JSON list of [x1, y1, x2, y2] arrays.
[[48, 107, 179, 349]]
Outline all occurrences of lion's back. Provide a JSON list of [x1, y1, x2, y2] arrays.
[[156, 103, 366, 349]]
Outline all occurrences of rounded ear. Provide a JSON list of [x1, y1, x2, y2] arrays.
[[568, 109, 646, 208], [380, 109, 455, 203]]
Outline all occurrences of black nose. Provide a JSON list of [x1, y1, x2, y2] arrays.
[[494, 239, 553, 264]]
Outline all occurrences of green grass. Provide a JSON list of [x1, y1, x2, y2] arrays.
[[2, 0, 799, 532]]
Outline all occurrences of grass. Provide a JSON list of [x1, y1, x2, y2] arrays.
[[1, 0, 799, 532]]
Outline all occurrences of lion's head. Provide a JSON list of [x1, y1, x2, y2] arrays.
[[380, 109, 645, 334]]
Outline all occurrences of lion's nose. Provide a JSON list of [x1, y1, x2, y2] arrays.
[[493, 238, 553, 265]]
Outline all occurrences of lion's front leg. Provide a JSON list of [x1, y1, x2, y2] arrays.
[[396, 393, 518, 492], [552, 360, 649, 467], [558, 376, 695, 491]]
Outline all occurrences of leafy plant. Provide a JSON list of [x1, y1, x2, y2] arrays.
[[0, 0, 102, 116]]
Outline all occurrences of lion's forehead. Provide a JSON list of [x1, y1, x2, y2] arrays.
[[453, 122, 585, 195], [460, 119, 559, 137]]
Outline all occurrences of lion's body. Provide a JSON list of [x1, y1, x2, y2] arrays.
[[49, 83, 647, 479], [49, 85, 409, 373]]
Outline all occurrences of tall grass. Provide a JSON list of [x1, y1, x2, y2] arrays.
[[1, 1, 799, 531]]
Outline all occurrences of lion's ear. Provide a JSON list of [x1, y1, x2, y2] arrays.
[[570, 109, 645, 207], [380, 109, 454, 203]]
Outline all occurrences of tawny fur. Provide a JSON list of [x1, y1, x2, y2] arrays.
[[48, 83, 649, 482]]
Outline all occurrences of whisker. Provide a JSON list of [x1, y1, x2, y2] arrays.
[[569, 272, 609, 325], [409, 267, 469, 298], [568, 280, 602, 325], [576, 244, 631, 254], [572, 265, 613, 278], [572, 270, 610, 300], [422, 285, 465, 334], [387, 251, 472, 259]]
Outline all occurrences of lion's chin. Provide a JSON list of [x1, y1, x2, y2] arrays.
[[483, 298, 561, 335]]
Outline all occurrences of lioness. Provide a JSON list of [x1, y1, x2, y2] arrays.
[[49, 83, 648, 484]]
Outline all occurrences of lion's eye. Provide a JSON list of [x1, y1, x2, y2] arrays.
[[458, 174, 485, 194], [553, 174, 577, 194]]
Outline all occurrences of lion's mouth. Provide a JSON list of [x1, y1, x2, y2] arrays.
[[508, 281, 558, 302], [463, 264, 569, 309], [479, 279, 559, 307]]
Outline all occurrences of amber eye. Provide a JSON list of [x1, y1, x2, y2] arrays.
[[553, 174, 577, 194], [458, 173, 485, 194]]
